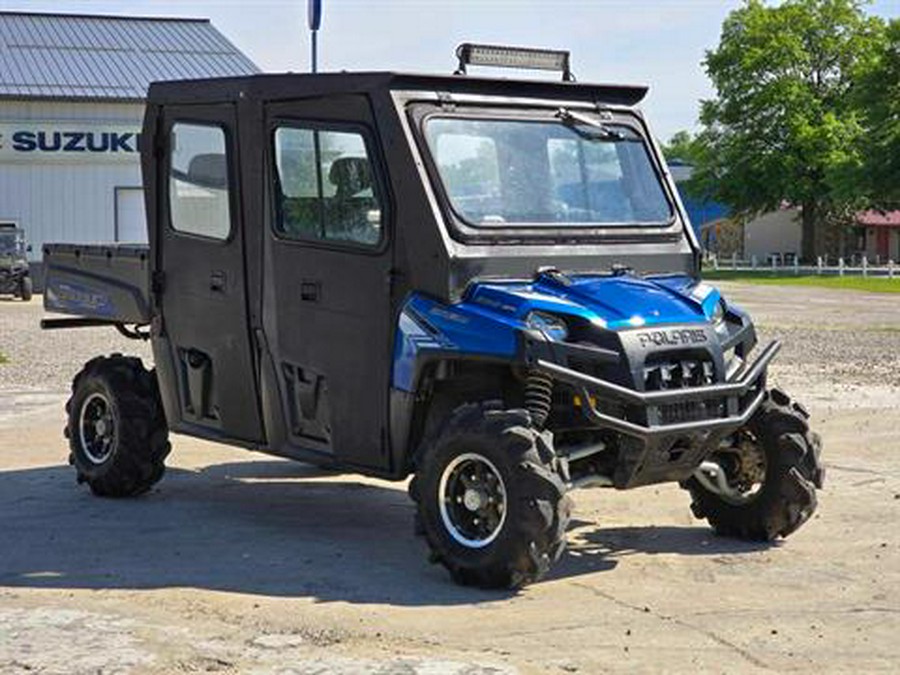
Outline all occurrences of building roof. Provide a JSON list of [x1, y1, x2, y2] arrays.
[[0, 11, 259, 101], [858, 210, 900, 228]]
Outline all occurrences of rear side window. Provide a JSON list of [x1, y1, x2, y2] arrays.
[[272, 126, 383, 246], [169, 122, 231, 240]]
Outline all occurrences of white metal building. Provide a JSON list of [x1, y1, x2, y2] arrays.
[[0, 11, 259, 280]]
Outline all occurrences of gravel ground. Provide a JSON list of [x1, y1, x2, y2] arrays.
[[2, 282, 897, 398], [714, 281, 900, 409], [0, 283, 898, 673], [0, 298, 151, 392]]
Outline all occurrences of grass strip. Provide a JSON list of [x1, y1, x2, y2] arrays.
[[702, 271, 900, 293]]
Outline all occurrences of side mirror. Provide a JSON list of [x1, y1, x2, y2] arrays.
[[26, 244, 32, 253]]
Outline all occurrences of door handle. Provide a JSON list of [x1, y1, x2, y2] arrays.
[[210, 270, 226, 292], [300, 280, 320, 302]]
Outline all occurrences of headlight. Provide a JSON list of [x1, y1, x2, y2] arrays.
[[711, 299, 726, 325], [525, 311, 568, 341]]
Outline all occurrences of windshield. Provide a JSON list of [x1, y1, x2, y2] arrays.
[[424, 116, 671, 228], [0, 232, 24, 257]]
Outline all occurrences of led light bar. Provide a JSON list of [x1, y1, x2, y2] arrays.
[[455, 43, 574, 81]]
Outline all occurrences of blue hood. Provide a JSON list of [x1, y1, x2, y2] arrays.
[[463, 273, 721, 330], [391, 273, 725, 392]]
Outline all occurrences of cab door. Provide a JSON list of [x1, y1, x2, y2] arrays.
[[154, 105, 263, 444], [262, 95, 393, 470]]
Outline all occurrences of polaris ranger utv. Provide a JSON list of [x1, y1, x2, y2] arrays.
[[0, 224, 32, 301], [42, 45, 823, 588]]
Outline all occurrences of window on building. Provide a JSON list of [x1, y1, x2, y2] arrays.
[[169, 123, 231, 240], [273, 126, 382, 246]]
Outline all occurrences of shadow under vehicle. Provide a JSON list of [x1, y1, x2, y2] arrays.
[[41, 44, 824, 588]]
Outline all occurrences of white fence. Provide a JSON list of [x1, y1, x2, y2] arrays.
[[708, 253, 897, 278]]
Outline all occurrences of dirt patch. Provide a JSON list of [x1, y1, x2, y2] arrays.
[[1, 284, 898, 673]]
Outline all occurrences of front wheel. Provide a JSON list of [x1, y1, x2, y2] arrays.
[[685, 388, 824, 540], [413, 402, 572, 588], [66, 354, 171, 497], [19, 276, 33, 301]]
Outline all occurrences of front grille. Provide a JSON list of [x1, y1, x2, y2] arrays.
[[659, 398, 726, 424], [643, 358, 715, 391], [644, 357, 721, 425]]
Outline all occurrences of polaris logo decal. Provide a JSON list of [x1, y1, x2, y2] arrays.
[[636, 328, 707, 348], [49, 281, 116, 318]]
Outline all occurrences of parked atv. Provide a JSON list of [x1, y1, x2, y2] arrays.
[[0, 225, 32, 301], [41, 44, 823, 588]]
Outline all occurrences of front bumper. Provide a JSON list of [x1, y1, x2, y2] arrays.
[[535, 339, 779, 439], [534, 340, 779, 489]]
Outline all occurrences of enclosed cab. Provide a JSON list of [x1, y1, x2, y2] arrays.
[[43, 45, 823, 588]]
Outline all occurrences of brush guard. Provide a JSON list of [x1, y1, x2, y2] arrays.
[[534, 340, 781, 488]]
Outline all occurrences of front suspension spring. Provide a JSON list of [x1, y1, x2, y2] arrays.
[[524, 370, 554, 428]]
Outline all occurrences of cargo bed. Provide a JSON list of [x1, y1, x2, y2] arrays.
[[43, 244, 151, 325]]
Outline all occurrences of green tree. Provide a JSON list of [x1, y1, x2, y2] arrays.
[[696, 0, 885, 261], [661, 130, 703, 164], [660, 130, 712, 200], [857, 19, 900, 205]]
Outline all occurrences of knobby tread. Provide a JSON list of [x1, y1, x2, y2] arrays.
[[687, 388, 824, 541], [66, 354, 170, 498], [413, 401, 572, 589], [19, 277, 33, 302]]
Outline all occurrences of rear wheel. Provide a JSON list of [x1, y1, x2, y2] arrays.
[[66, 354, 170, 497], [19, 276, 32, 301], [686, 388, 824, 540], [413, 402, 572, 588]]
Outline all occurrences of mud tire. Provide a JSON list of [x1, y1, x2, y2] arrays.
[[413, 402, 572, 589], [19, 276, 32, 301], [66, 354, 170, 497], [686, 388, 824, 540]]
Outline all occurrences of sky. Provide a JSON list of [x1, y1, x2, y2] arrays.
[[2, 0, 899, 140]]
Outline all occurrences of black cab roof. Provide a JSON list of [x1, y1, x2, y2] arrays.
[[147, 71, 649, 107]]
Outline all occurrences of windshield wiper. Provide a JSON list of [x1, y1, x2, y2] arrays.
[[556, 108, 624, 140]]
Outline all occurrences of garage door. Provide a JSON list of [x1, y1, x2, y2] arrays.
[[115, 188, 147, 243]]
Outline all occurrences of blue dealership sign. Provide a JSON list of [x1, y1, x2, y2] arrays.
[[0, 122, 141, 162]]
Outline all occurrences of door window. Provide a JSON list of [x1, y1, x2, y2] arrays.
[[169, 123, 231, 240], [273, 127, 383, 246]]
